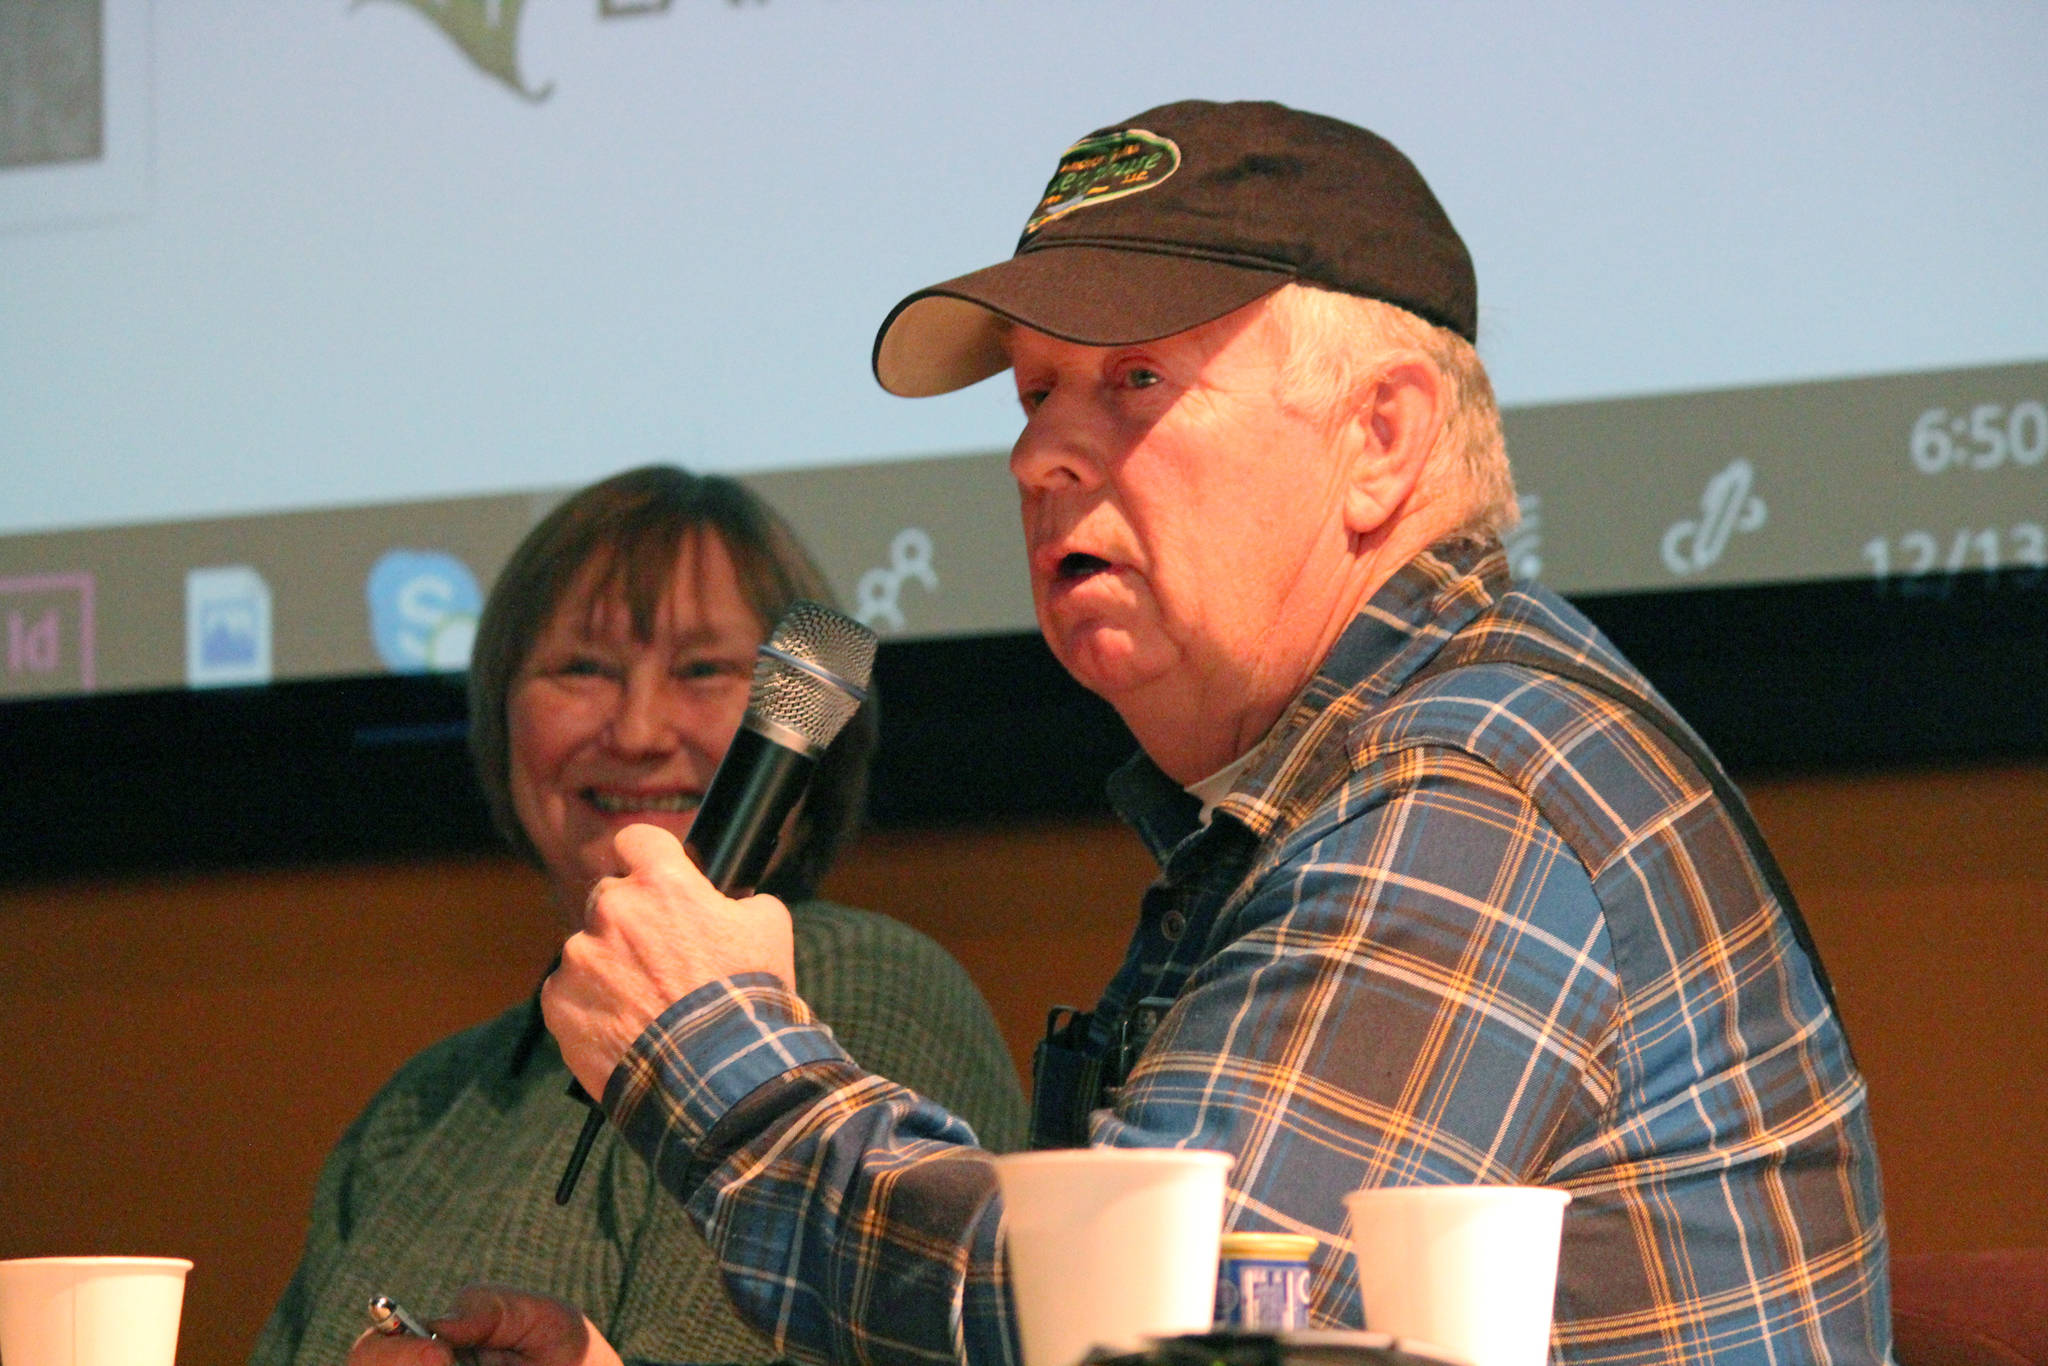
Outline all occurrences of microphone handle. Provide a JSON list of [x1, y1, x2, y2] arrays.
[[688, 724, 818, 895], [555, 722, 819, 1204]]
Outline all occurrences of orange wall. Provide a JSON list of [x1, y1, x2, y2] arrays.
[[3, 761, 2044, 1365]]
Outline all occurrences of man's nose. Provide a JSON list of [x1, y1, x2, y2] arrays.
[[1008, 398, 1105, 497]]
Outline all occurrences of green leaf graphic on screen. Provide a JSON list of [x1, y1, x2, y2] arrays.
[[362, 0, 554, 102]]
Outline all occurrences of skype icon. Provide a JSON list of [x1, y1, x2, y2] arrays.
[[366, 549, 482, 674]]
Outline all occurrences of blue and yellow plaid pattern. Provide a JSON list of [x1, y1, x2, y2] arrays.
[[610, 541, 1889, 1366]]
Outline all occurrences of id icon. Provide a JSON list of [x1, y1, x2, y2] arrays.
[[1, 572, 96, 697], [186, 565, 273, 687]]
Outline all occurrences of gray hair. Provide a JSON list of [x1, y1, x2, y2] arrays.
[[1264, 283, 1517, 542]]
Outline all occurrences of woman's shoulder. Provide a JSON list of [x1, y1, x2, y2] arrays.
[[349, 997, 545, 1138], [391, 995, 538, 1076], [785, 898, 982, 998], [789, 896, 946, 951]]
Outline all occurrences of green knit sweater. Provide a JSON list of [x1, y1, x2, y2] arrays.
[[250, 901, 1027, 1366]]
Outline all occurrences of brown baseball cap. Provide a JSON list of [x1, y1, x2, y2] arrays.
[[872, 99, 1477, 398]]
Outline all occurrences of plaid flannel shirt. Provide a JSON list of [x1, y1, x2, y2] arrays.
[[608, 541, 1890, 1366]]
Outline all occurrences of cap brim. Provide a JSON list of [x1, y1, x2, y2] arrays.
[[872, 245, 1293, 397]]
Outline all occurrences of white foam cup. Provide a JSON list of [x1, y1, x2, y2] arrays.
[[1343, 1185, 1571, 1366], [0, 1256, 192, 1366], [992, 1147, 1233, 1366]]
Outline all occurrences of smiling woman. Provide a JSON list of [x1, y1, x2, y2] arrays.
[[250, 465, 1026, 1366], [467, 466, 873, 910], [507, 534, 762, 891]]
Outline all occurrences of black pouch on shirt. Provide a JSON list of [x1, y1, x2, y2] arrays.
[[1029, 1005, 1103, 1150], [1028, 998, 1174, 1150]]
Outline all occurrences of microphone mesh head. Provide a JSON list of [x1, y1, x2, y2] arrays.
[[748, 600, 879, 755]]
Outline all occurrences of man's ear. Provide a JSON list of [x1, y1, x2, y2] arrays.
[[1343, 359, 1443, 537]]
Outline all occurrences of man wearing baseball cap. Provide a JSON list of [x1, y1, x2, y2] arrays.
[[362, 101, 1888, 1366]]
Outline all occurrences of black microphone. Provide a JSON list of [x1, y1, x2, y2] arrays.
[[554, 600, 878, 1204]]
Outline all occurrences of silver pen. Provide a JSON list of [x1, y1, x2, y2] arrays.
[[367, 1297, 480, 1364], [367, 1295, 435, 1339]]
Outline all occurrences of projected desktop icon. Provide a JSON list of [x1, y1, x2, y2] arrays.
[[854, 527, 939, 634], [186, 566, 273, 687], [1, 572, 96, 698], [1661, 458, 1768, 577], [366, 549, 481, 674]]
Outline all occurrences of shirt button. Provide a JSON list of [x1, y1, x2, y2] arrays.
[[1160, 908, 1187, 941]]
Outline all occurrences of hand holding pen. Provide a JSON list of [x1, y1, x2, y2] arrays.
[[350, 1288, 622, 1366], [368, 1296, 435, 1340], [355, 1296, 478, 1366]]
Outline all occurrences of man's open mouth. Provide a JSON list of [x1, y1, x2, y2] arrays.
[[1056, 552, 1112, 583]]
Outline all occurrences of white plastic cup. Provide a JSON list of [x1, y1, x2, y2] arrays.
[[992, 1148, 1233, 1366], [1343, 1185, 1571, 1366], [0, 1256, 192, 1366]]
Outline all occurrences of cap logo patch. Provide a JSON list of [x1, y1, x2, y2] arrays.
[[1020, 128, 1180, 241]]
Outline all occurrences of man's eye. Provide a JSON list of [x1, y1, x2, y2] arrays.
[[1018, 387, 1049, 413], [1122, 367, 1162, 390]]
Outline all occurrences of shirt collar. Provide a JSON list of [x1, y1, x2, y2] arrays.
[[1185, 743, 1265, 825], [1110, 539, 1509, 862]]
